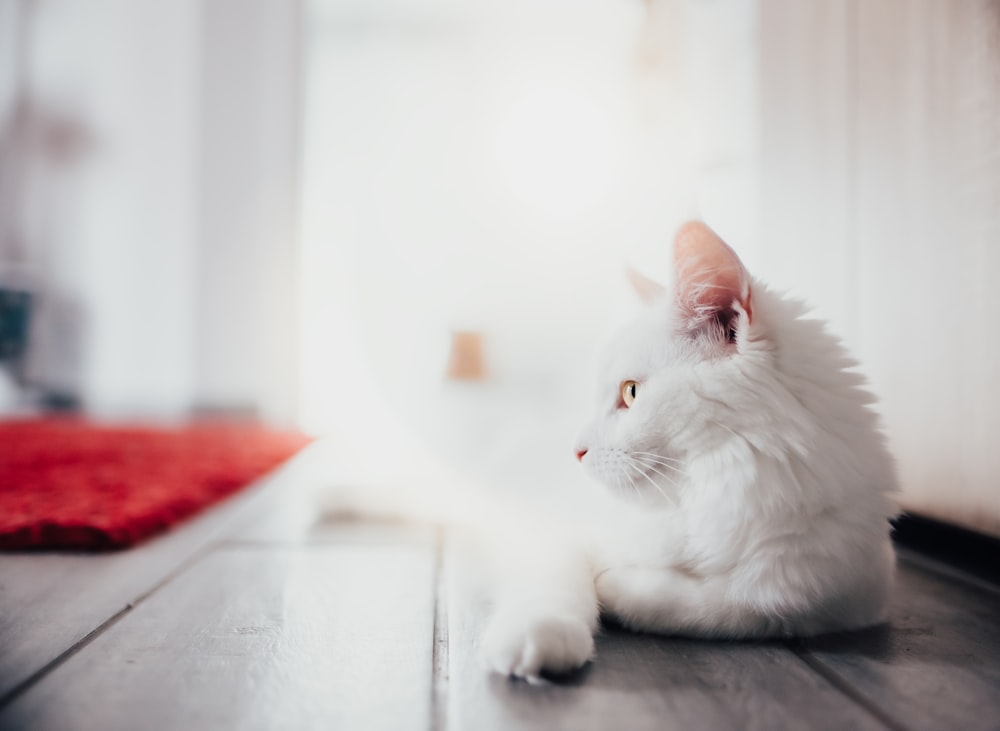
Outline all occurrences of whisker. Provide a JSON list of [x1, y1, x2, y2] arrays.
[[630, 451, 684, 465], [624, 465, 643, 499], [635, 459, 686, 477], [634, 454, 684, 472], [626, 459, 676, 505], [626, 460, 662, 496], [631, 478, 642, 500], [630, 453, 687, 476], [633, 460, 682, 491], [634, 459, 681, 484]]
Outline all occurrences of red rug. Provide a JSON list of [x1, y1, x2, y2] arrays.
[[0, 418, 312, 551]]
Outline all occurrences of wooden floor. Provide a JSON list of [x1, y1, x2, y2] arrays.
[[2, 449, 999, 731]]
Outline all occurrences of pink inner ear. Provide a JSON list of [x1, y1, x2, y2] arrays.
[[673, 221, 752, 324]]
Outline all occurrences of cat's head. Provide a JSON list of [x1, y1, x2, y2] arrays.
[[575, 221, 786, 504]]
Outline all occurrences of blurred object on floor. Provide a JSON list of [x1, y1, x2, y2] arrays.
[[445, 331, 486, 381]]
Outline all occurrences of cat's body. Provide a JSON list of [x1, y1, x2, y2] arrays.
[[328, 221, 898, 682], [479, 222, 896, 680]]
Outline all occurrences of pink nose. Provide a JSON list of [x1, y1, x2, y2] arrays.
[[575, 449, 588, 462]]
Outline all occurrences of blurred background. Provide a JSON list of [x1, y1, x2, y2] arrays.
[[0, 0, 998, 536]]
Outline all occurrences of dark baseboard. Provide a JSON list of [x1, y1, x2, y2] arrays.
[[892, 513, 1000, 587]]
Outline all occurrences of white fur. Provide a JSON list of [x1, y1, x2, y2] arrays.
[[483, 228, 898, 681]]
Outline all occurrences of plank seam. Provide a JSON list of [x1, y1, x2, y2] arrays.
[[430, 527, 450, 731], [0, 604, 131, 711], [791, 646, 911, 731], [0, 547, 215, 710], [0, 449, 308, 710]]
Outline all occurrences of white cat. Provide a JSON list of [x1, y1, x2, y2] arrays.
[[479, 221, 898, 681]]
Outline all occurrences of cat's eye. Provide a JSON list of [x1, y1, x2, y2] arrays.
[[620, 380, 639, 408]]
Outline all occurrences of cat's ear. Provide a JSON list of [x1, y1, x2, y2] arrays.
[[626, 266, 666, 304], [673, 221, 753, 332]]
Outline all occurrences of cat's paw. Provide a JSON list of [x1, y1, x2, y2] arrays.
[[481, 611, 595, 683]]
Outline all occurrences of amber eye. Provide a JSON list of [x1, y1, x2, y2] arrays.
[[620, 380, 639, 408]]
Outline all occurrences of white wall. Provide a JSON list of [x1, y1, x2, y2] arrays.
[[854, 0, 1000, 536], [195, 0, 301, 424], [755, 0, 854, 340], [297, 0, 763, 446], [0, 0, 301, 422], [22, 0, 203, 417], [755, 0, 1000, 536], [298, 0, 673, 441], [299, 0, 1000, 535]]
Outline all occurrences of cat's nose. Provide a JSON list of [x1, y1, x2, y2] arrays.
[[575, 449, 588, 462]]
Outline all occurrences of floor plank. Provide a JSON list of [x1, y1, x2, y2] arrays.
[[220, 445, 331, 544], [0, 541, 436, 731], [442, 550, 886, 731], [800, 555, 1000, 731], [5, 443, 999, 731], [0, 454, 306, 703]]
